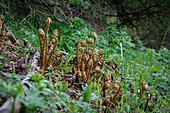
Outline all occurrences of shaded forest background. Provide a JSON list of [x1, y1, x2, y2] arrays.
[[0, 0, 170, 50], [0, 0, 170, 112]]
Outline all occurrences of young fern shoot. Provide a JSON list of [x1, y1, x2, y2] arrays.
[[38, 17, 62, 72], [139, 79, 150, 110]]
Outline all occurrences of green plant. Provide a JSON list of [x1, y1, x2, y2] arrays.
[[82, 84, 97, 102], [0, 79, 24, 113], [29, 72, 45, 82]]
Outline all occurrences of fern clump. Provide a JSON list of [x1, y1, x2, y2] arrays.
[[38, 17, 62, 73], [0, 14, 12, 43], [76, 32, 104, 85]]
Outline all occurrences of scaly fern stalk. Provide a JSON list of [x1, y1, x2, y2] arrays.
[[86, 47, 93, 63], [139, 79, 150, 110], [46, 35, 58, 68], [38, 29, 45, 69], [93, 49, 104, 68], [110, 81, 122, 103], [76, 32, 105, 85], [48, 41, 52, 50], [81, 54, 87, 83], [109, 68, 119, 91], [0, 14, 4, 33], [0, 15, 12, 46], [76, 39, 86, 71], [103, 73, 112, 106], [92, 32, 97, 59], [86, 38, 93, 54], [103, 73, 122, 107], [139, 79, 148, 99], [38, 17, 62, 72], [86, 59, 93, 81], [54, 51, 63, 66], [88, 66, 100, 85], [75, 70, 82, 89], [46, 29, 59, 68], [93, 55, 99, 68], [45, 17, 52, 66]]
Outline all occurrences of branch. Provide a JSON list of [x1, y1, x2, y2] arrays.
[[160, 26, 169, 48], [40, 0, 70, 24], [2, 24, 21, 45], [19, 12, 33, 25]]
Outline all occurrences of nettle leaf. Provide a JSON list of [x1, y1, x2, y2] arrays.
[[0, 80, 24, 97], [83, 102, 93, 113], [41, 88, 53, 95], [20, 89, 47, 109], [67, 100, 79, 112], [0, 86, 7, 97], [58, 92, 70, 102]]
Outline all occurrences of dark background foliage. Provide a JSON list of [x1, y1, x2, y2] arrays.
[[1, 0, 169, 50]]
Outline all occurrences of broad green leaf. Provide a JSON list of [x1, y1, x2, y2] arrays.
[[83, 85, 92, 101]]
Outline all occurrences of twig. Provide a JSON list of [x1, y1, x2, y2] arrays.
[[19, 12, 33, 25], [40, 0, 70, 24], [67, 4, 73, 19], [3, 24, 21, 45], [160, 26, 169, 48], [104, 97, 119, 108], [53, 93, 73, 113], [120, 42, 123, 59], [103, 61, 115, 72], [0, 39, 22, 52]]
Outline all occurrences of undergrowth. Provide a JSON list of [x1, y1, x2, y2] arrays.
[[0, 16, 169, 113]]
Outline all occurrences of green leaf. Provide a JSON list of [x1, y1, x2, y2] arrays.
[[0, 86, 7, 97], [0, 59, 10, 68], [0, 3, 7, 8], [87, 93, 98, 101], [83, 85, 92, 101], [0, 56, 4, 59], [17, 83, 24, 94], [83, 102, 92, 113], [2, 46, 8, 56], [30, 72, 45, 82], [62, 81, 70, 91], [26, 63, 31, 70], [13, 65, 15, 73], [19, 89, 47, 109]]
